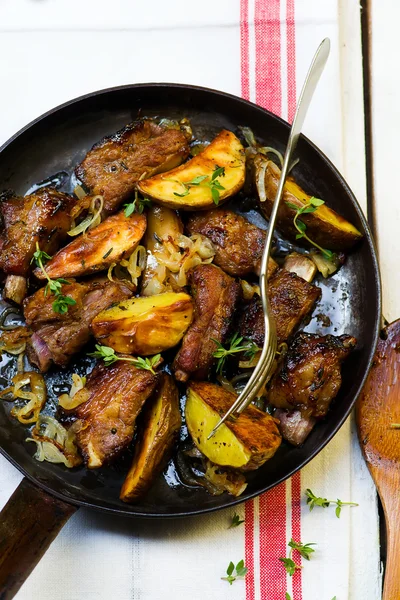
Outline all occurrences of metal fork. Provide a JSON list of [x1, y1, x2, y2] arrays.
[[208, 38, 331, 439]]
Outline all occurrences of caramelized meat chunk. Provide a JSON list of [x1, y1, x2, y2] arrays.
[[34, 211, 146, 280], [75, 120, 190, 214], [173, 264, 241, 381], [186, 209, 277, 277], [239, 268, 321, 345], [23, 279, 133, 371], [268, 333, 356, 418], [273, 409, 316, 446], [0, 188, 75, 277], [70, 361, 158, 467]]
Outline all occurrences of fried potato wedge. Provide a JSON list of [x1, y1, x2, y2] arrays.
[[34, 211, 146, 280], [91, 292, 193, 355], [137, 130, 246, 210], [255, 156, 362, 251], [186, 382, 281, 471], [120, 374, 181, 502]]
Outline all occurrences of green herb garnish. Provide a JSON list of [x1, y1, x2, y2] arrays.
[[285, 594, 292, 600], [305, 488, 359, 518], [172, 165, 226, 205], [285, 197, 334, 259], [390, 423, 400, 429], [229, 512, 245, 528], [212, 332, 259, 374], [221, 560, 248, 585], [31, 243, 76, 315], [124, 192, 152, 216], [88, 344, 161, 374], [279, 538, 316, 576]]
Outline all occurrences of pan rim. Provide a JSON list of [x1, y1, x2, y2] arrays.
[[0, 82, 382, 518]]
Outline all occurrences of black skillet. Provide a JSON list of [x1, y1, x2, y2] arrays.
[[0, 83, 381, 598]]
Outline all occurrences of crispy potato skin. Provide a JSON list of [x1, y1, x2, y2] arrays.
[[23, 278, 133, 371], [34, 211, 146, 280], [0, 188, 76, 276], [137, 130, 246, 210], [256, 157, 363, 251], [173, 264, 241, 381], [186, 209, 277, 277], [239, 268, 321, 345], [120, 374, 181, 502], [75, 120, 190, 214], [91, 292, 194, 355], [186, 382, 281, 471], [268, 333, 356, 418], [71, 361, 158, 468]]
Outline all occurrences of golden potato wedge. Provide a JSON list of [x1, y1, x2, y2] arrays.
[[91, 292, 193, 355], [137, 130, 246, 210], [255, 156, 362, 251], [120, 373, 181, 502], [185, 382, 281, 471], [34, 211, 147, 280]]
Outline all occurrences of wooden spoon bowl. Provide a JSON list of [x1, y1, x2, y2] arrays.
[[357, 319, 400, 600]]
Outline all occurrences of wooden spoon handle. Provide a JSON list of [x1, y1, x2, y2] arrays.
[[0, 477, 77, 599], [375, 468, 400, 600]]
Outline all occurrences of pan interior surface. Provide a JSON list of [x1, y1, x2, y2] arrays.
[[0, 84, 381, 517]]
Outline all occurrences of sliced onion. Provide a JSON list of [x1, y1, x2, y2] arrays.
[[119, 245, 147, 286], [255, 158, 268, 203], [1, 372, 47, 424], [58, 373, 87, 410], [26, 415, 82, 468], [309, 251, 340, 278], [259, 146, 284, 167], [240, 279, 260, 301], [73, 184, 88, 200], [67, 195, 104, 236]]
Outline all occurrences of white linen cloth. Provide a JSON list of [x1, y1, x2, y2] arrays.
[[0, 1, 382, 598]]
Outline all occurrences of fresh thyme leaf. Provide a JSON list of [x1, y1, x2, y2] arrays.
[[288, 538, 316, 561], [230, 512, 245, 528], [212, 333, 260, 373], [305, 488, 358, 517], [124, 195, 152, 216], [88, 345, 161, 373], [188, 175, 208, 185], [285, 201, 300, 211], [279, 557, 299, 577], [390, 423, 400, 429], [221, 560, 248, 585], [285, 594, 292, 600], [31, 245, 52, 265], [286, 198, 334, 259], [124, 202, 135, 217], [211, 186, 220, 205], [309, 196, 325, 207], [296, 219, 307, 233], [211, 165, 225, 180], [173, 189, 190, 198], [52, 295, 77, 315]]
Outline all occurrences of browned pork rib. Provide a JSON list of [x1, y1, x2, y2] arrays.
[[186, 209, 278, 278], [23, 278, 133, 372], [273, 409, 316, 447], [0, 187, 76, 303], [173, 264, 241, 381], [75, 120, 190, 215], [269, 333, 356, 444], [238, 268, 321, 345], [70, 361, 158, 468]]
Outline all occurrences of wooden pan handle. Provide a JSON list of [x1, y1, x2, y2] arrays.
[[0, 477, 77, 600]]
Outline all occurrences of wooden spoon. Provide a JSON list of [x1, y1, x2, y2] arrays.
[[357, 319, 400, 600]]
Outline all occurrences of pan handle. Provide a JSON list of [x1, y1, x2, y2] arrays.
[[0, 477, 77, 599]]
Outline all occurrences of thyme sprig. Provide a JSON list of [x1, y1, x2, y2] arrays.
[[88, 344, 161, 374], [279, 538, 316, 576], [305, 488, 359, 518], [229, 512, 245, 528], [285, 197, 334, 259], [221, 560, 248, 585], [31, 243, 76, 315], [124, 191, 152, 217], [172, 165, 226, 205], [212, 332, 260, 374]]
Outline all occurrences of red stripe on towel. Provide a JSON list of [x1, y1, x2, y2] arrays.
[[255, 0, 281, 115], [240, 0, 250, 101], [245, 499, 255, 600], [291, 472, 303, 599], [286, 0, 296, 122]]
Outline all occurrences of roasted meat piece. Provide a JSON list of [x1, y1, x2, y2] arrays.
[[173, 264, 241, 381], [75, 120, 190, 215], [0, 187, 76, 303], [70, 361, 158, 467], [34, 210, 146, 280], [268, 332, 356, 419], [23, 278, 133, 371], [238, 268, 321, 345], [273, 409, 316, 447], [186, 209, 277, 277]]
